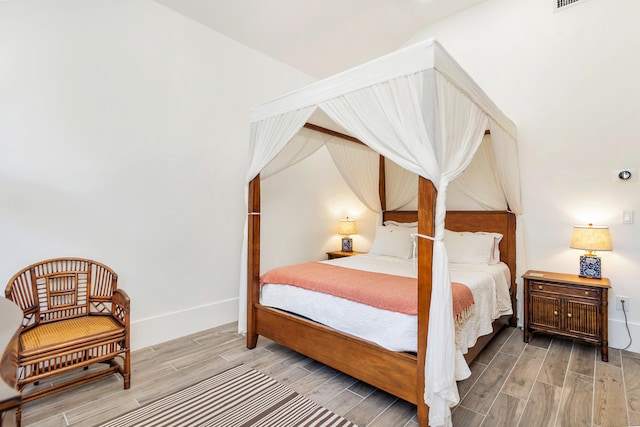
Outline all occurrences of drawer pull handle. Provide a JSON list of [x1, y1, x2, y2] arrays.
[[585, 291, 589, 296], [554, 310, 558, 316], [567, 313, 573, 318], [538, 285, 543, 290]]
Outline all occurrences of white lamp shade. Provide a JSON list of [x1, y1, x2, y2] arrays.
[[338, 218, 357, 236], [570, 224, 612, 252]]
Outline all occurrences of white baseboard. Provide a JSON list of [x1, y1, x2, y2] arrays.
[[130, 298, 239, 351], [608, 318, 639, 353]]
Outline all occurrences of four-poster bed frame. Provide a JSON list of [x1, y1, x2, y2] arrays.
[[246, 126, 517, 426]]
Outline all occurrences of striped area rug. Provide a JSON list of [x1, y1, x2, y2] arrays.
[[100, 364, 358, 426]]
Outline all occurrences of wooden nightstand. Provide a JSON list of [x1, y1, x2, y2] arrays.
[[326, 250, 365, 260], [523, 270, 610, 361]]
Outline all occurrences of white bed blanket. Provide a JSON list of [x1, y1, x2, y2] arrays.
[[260, 254, 512, 380]]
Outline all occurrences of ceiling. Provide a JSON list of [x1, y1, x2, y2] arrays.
[[153, 0, 489, 79]]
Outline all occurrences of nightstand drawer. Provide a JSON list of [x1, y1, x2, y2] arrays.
[[528, 281, 599, 300]]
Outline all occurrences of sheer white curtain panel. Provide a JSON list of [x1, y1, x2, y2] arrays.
[[385, 159, 419, 211], [319, 72, 440, 183], [489, 119, 526, 324], [239, 106, 316, 333], [487, 120, 522, 215], [247, 107, 317, 182], [448, 135, 508, 210], [326, 139, 382, 212], [261, 126, 329, 180], [423, 73, 490, 426]]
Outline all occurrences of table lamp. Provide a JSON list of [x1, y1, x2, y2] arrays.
[[570, 223, 612, 279], [338, 217, 357, 252]]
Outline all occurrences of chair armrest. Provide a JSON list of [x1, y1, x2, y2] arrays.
[[111, 289, 130, 327]]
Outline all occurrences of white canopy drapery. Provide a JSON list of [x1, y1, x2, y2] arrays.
[[240, 38, 521, 427], [448, 134, 508, 210], [326, 139, 382, 213], [260, 126, 330, 179], [385, 158, 420, 210]]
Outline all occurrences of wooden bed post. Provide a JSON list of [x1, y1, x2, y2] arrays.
[[417, 176, 436, 426], [247, 175, 261, 349], [378, 155, 386, 213]]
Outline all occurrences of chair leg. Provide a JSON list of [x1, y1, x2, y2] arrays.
[[123, 349, 131, 389], [109, 354, 131, 389], [15, 405, 22, 427]]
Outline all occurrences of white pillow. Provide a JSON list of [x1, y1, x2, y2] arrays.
[[370, 225, 416, 259], [444, 229, 502, 265]]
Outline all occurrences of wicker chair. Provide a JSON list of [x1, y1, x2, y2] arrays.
[[4, 258, 130, 426]]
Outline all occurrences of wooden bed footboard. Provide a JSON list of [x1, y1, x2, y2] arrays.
[[253, 304, 512, 406], [254, 305, 419, 404]]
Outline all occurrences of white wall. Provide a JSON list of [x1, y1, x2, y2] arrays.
[[0, 0, 314, 349], [406, 0, 640, 350]]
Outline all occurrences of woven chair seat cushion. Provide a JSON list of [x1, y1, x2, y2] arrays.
[[20, 316, 124, 354]]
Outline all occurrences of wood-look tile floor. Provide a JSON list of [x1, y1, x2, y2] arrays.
[[7, 322, 640, 427]]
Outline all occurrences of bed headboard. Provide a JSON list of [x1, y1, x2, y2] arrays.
[[382, 210, 517, 321]]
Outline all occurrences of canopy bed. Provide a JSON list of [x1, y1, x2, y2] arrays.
[[240, 38, 522, 427]]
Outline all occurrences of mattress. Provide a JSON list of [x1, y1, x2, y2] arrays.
[[260, 253, 512, 380]]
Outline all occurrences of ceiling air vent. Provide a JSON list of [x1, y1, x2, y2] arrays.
[[555, 0, 590, 12]]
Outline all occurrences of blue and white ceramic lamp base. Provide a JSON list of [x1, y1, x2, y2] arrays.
[[341, 237, 353, 252], [579, 255, 602, 279]]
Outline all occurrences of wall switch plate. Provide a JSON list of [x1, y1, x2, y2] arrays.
[[623, 211, 634, 224], [616, 296, 630, 311]]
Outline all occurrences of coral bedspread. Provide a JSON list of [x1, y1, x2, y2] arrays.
[[260, 262, 474, 326]]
